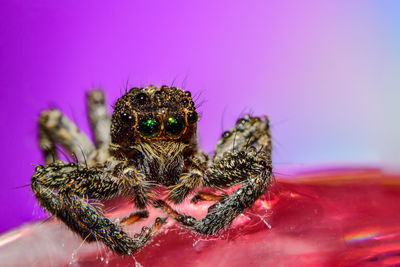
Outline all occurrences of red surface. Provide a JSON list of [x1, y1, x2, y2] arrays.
[[80, 168, 400, 266], [1, 168, 400, 266]]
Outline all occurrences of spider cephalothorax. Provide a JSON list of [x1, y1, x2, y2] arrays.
[[31, 85, 272, 255], [110, 86, 198, 150]]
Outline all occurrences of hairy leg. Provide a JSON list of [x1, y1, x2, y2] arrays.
[[32, 160, 165, 255], [38, 125, 57, 164], [38, 109, 95, 163], [156, 147, 272, 235], [61, 190, 164, 254], [168, 115, 271, 203], [159, 115, 272, 235], [213, 115, 271, 163], [86, 90, 111, 149]]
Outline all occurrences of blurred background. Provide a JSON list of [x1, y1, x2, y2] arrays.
[[0, 0, 399, 233]]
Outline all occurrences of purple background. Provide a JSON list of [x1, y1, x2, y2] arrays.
[[1, 1, 399, 233]]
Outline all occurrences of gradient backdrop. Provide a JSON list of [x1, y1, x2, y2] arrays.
[[0, 1, 399, 233]]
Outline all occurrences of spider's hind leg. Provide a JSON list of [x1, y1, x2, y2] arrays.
[[86, 89, 111, 149], [38, 109, 95, 164]]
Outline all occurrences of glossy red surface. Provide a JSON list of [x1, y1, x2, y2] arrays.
[[1, 168, 400, 266]]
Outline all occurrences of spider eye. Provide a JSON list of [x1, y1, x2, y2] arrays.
[[165, 116, 185, 137], [186, 112, 198, 124], [136, 93, 149, 105], [137, 117, 160, 138]]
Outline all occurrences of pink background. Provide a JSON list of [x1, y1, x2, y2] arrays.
[[0, 1, 399, 233]]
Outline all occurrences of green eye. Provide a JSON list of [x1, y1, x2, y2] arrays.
[[165, 116, 185, 137], [137, 117, 160, 138]]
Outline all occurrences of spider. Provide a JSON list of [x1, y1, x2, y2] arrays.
[[31, 85, 272, 255]]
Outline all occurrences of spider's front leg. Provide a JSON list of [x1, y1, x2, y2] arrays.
[[157, 115, 272, 235], [213, 114, 271, 163], [31, 161, 165, 255], [190, 114, 271, 204], [156, 148, 271, 235]]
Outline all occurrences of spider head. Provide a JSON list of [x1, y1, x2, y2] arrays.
[[111, 85, 199, 150]]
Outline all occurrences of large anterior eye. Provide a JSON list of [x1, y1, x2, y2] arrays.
[[137, 117, 160, 138], [165, 116, 185, 137]]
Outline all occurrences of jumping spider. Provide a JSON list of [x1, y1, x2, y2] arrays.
[[31, 85, 272, 255]]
